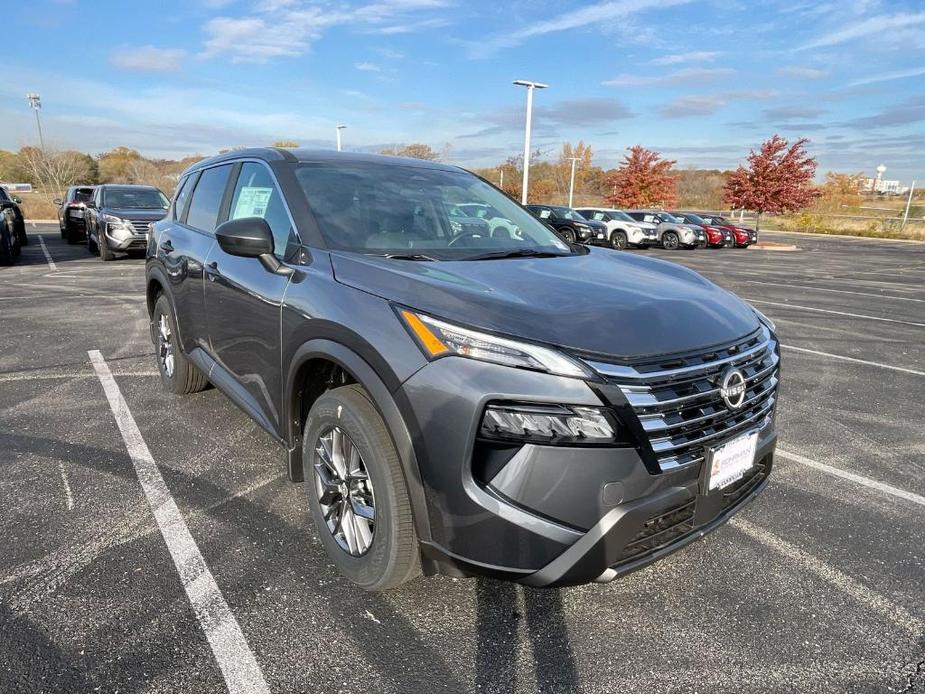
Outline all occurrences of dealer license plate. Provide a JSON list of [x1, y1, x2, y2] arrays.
[[706, 430, 758, 491]]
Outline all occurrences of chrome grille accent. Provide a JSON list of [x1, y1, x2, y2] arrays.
[[127, 219, 153, 234], [588, 326, 779, 472]]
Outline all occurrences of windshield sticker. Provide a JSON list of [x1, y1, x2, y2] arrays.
[[232, 186, 273, 219]]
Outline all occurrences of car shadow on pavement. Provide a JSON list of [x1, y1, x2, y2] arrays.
[[475, 578, 581, 693]]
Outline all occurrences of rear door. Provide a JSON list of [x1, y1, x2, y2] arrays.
[[159, 164, 233, 355], [203, 161, 299, 436]]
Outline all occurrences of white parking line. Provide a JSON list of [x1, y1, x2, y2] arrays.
[[780, 344, 925, 377], [37, 235, 57, 271], [747, 280, 925, 303], [88, 350, 269, 694], [777, 448, 925, 507], [749, 298, 925, 328], [732, 519, 923, 636], [57, 461, 74, 511]]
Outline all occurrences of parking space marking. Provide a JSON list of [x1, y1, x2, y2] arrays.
[[777, 448, 925, 508], [88, 349, 270, 694], [37, 235, 57, 271], [57, 461, 75, 511], [749, 299, 925, 328], [747, 280, 925, 303], [780, 344, 925, 377], [732, 519, 923, 636]]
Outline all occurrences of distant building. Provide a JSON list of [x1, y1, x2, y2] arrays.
[[862, 177, 905, 195]]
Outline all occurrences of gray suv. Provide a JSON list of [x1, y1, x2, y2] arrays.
[[146, 148, 779, 590], [625, 209, 705, 250]]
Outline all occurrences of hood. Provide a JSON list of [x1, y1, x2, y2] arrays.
[[584, 219, 607, 231], [331, 247, 760, 360], [632, 221, 658, 230], [103, 208, 168, 220]]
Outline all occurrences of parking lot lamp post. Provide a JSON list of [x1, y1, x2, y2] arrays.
[[336, 124, 347, 152], [26, 93, 45, 151], [567, 156, 580, 207], [513, 80, 548, 204], [902, 181, 916, 229]]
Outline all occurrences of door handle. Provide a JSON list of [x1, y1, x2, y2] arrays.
[[159, 240, 174, 254], [206, 260, 219, 281]]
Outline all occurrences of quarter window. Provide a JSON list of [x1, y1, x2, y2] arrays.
[[186, 165, 232, 233], [229, 162, 296, 259], [172, 174, 196, 222]]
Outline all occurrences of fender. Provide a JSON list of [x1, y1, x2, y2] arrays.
[[144, 264, 187, 350], [285, 339, 432, 543]]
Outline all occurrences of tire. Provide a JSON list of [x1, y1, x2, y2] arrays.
[[98, 229, 115, 261], [662, 231, 680, 250], [152, 293, 208, 395], [610, 230, 628, 250], [87, 227, 98, 255], [303, 384, 420, 591], [0, 224, 13, 266], [560, 228, 577, 244], [66, 222, 80, 245], [15, 218, 27, 246]]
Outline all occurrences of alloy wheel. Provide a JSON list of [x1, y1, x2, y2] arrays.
[[663, 232, 679, 250], [314, 426, 376, 556], [157, 313, 175, 378], [612, 231, 628, 250]]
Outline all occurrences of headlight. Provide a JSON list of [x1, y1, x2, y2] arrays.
[[398, 309, 594, 379], [751, 305, 776, 332], [481, 403, 617, 444], [103, 214, 127, 226]]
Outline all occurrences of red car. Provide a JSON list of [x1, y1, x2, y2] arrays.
[[695, 214, 758, 248], [671, 212, 732, 248]]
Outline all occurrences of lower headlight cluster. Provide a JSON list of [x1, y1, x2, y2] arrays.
[[480, 403, 616, 445]]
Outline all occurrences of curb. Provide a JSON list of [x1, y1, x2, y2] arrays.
[[761, 229, 925, 245], [752, 242, 798, 252]]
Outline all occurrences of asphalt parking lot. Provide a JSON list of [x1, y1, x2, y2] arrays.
[[1, 224, 923, 694]]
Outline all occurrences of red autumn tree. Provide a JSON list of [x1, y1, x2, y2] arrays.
[[604, 146, 678, 208], [724, 135, 821, 232]]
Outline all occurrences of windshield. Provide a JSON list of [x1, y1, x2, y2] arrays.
[[550, 206, 586, 222], [658, 212, 683, 223], [680, 213, 706, 224], [295, 162, 573, 260], [609, 210, 635, 222], [103, 187, 168, 209], [74, 188, 94, 203]]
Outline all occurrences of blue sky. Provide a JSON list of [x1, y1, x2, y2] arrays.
[[2, 0, 923, 180]]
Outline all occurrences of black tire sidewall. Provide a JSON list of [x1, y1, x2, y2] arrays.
[[612, 230, 628, 249], [302, 387, 405, 590], [663, 232, 679, 249], [153, 295, 182, 392]]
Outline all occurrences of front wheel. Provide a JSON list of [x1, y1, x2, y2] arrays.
[[610, 230, 628, 250], [662, 231, 680, 250], [98, 229, 115, 261], [560, 228, 577, 244], [303, 384, 420, 591], [15, 218, 27, 246]]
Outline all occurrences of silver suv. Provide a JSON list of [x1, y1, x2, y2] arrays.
[[625, 210, 705, 250]]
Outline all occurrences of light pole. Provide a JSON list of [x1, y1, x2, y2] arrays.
[[336, 124, 347, 152], [26, 93, 45, 151], [513, 80, 548, 205], [566, 156, 580, 208]]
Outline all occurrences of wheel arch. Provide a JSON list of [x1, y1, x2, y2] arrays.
[[285, 339, 432, 543], [145, 267, 187, 351]]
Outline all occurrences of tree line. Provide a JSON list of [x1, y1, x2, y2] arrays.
[[2, 136, 878, 231]]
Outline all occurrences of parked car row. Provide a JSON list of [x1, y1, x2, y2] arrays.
[[525, 204, 757, 251], [55, 184, 170, 261]]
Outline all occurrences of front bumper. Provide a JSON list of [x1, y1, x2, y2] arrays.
[[105, 228, 148, 251], [399, 355, 777, 586]]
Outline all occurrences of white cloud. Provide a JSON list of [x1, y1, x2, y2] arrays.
[[200, 0, 452, 61], [778, 66, 829, 79], [355, 62, 382, 72], [798, 12, 925, 50], [110, 45, 186, 72], [468, 0, 693, 57], [846, 66, 925, 87], [603, 67, 734, 86], [651, 51, 719, 65]]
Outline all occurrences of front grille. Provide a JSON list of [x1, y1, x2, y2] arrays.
[[590, 326, 779, 471], [127, 219, 153, 234], [618, 499, 696, 564]]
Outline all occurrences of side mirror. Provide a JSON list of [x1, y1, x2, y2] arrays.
[[53, 198, 62, 205], [215, 217, 293, 276], [85, 200, 96, 208], [12, 196, 22, 204]]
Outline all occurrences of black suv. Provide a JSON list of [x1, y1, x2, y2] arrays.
[[86, 184, 169, 261], [55, 185, 96, 244], [525, 204, 602, 244], [147, 148, 779, 590], [0, 186, 27, 253]]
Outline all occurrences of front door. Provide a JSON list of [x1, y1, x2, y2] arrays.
[[203, 161, 299, 437]]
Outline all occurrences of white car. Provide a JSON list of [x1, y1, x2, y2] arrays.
[[624, 210, 705, 250], [575, 208, 659, 249], [453, 203, 522, 240]]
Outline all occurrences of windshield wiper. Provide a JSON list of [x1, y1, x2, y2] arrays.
[[461, 248, 567, 261], [370, 252, 439, 261]]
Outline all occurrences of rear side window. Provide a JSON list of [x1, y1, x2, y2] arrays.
[[186, 165, 232, 233], [172, 174, 196, 222], [228, 162, 296, 258]]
